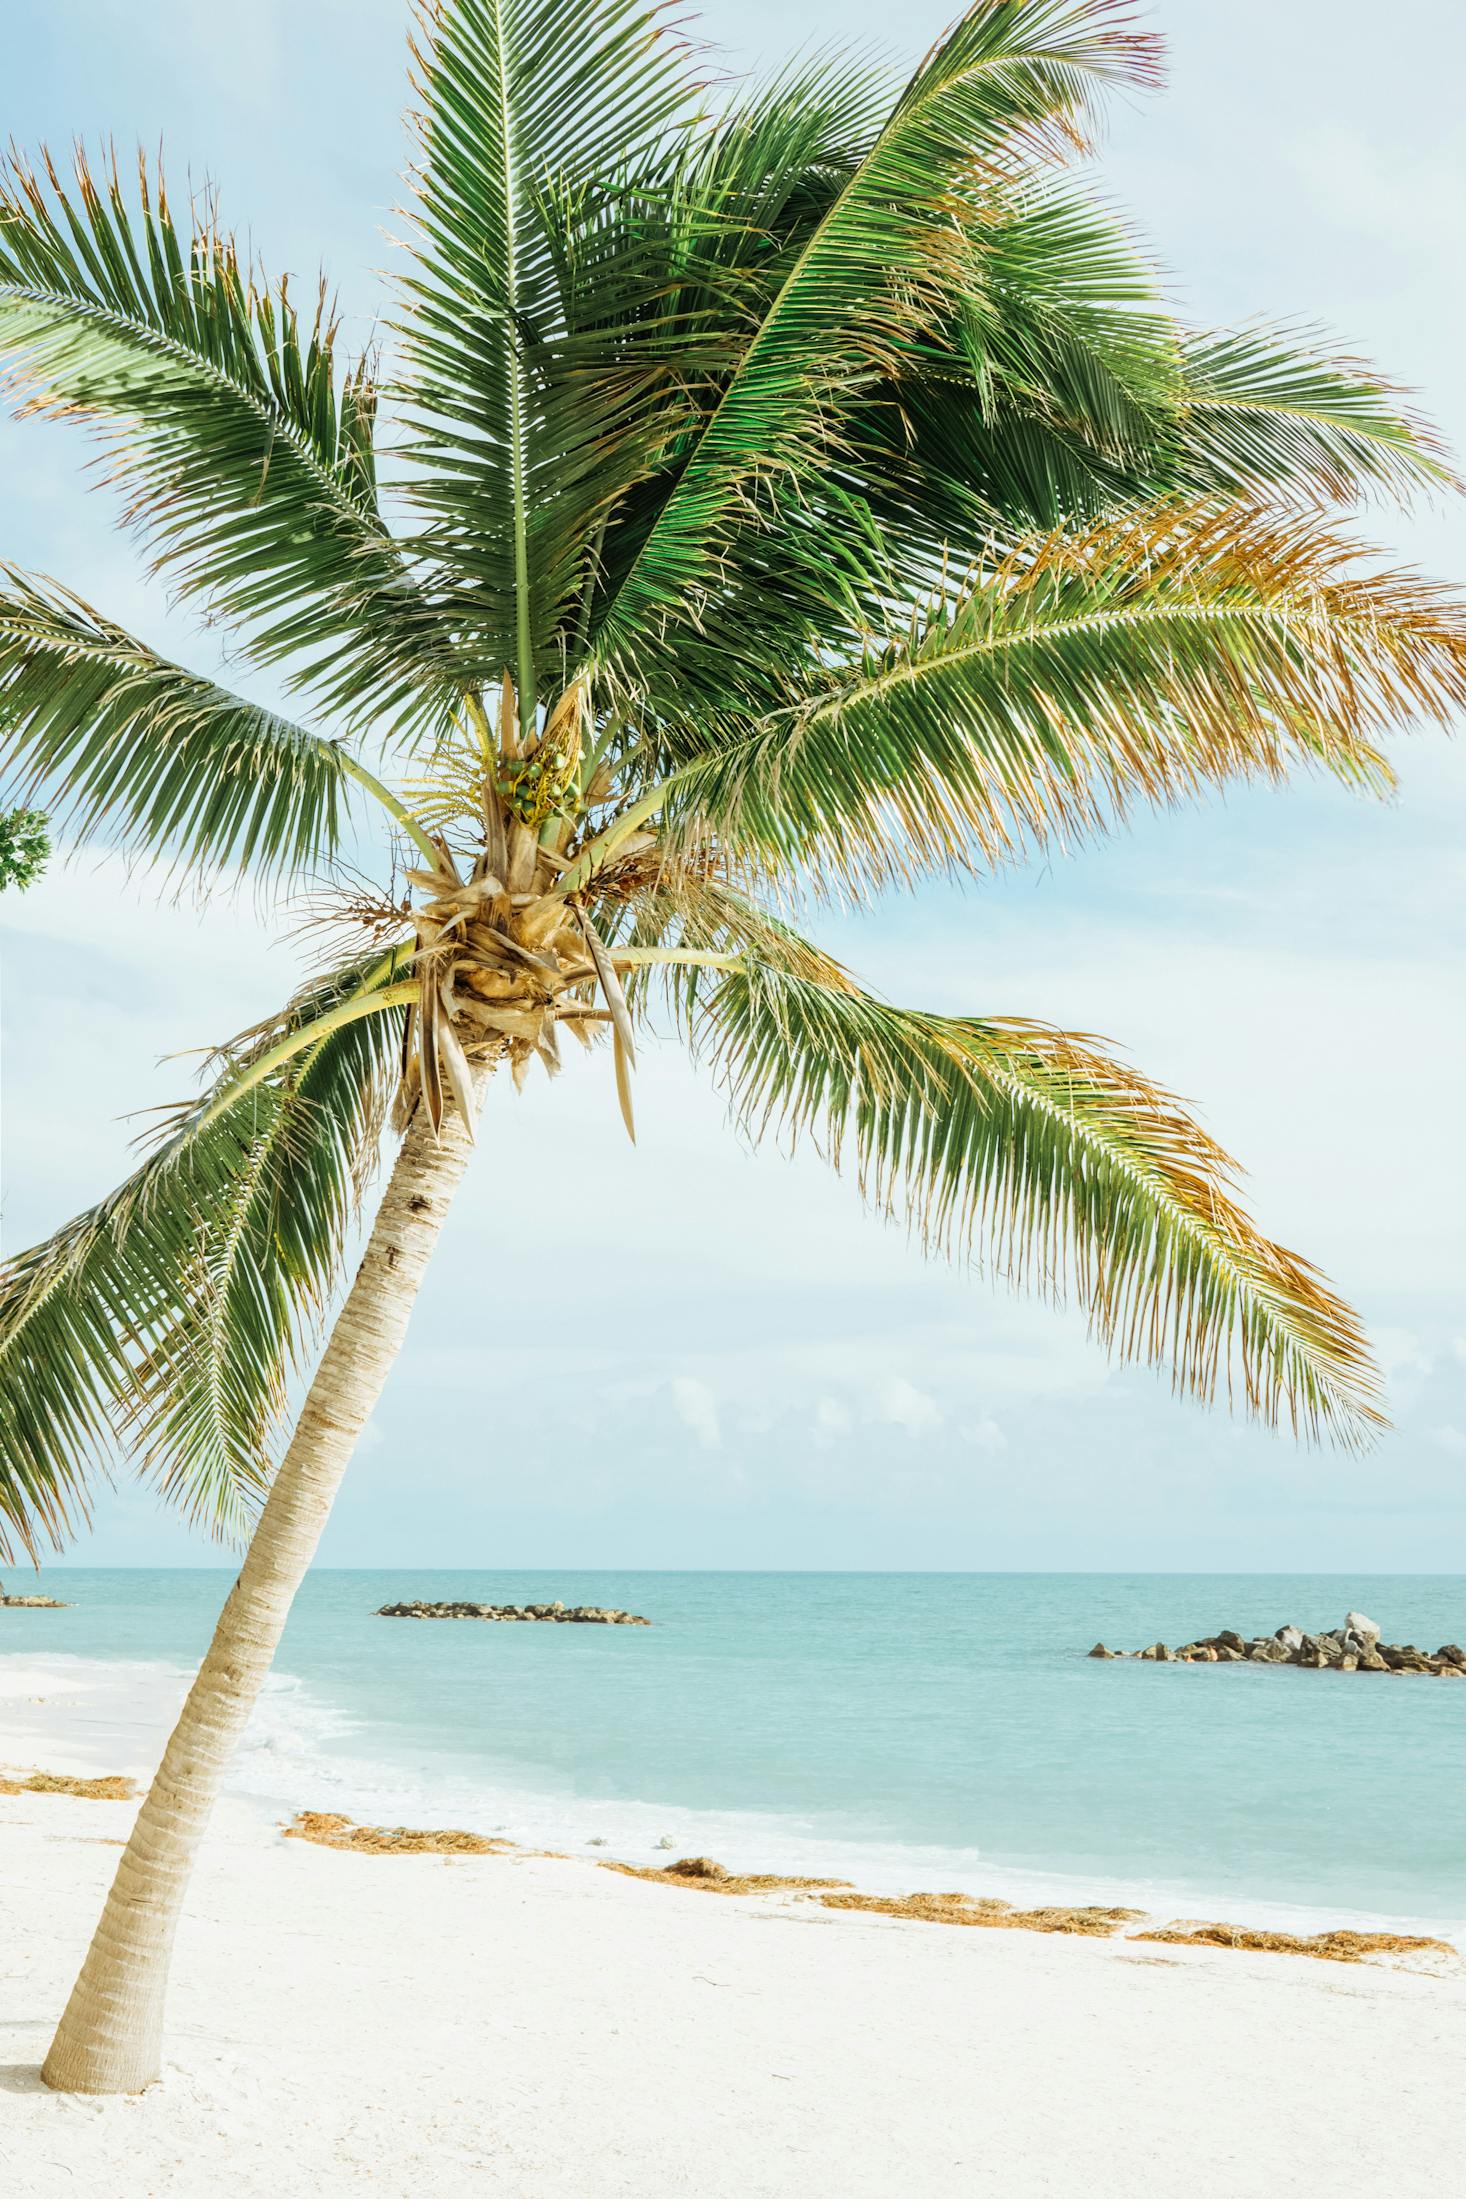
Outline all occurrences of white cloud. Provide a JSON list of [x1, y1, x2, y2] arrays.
[[812, 1396, 853, 1446], [1375, 1330, 1434, 1381], [873, 1375, 944, 1439], [959, 1417, 1007, 1456], [667, 1376, 721, 1453]]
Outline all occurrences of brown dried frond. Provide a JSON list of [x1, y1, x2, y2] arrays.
[[1133, 1921, 1457, 1964], [0, 1768, 136, 1799], [600, 1854, 850, 1896], [282, 1810, 515, 1856], [286, 880, 415, 968], [819, 1891, 1143, 1935]]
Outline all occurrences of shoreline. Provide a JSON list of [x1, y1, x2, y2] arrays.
[[4, 1648, 1463, 1954], [4, 1778, 1462, 2198]]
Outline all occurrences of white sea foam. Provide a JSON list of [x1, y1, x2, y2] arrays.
[[0, 1660, 87, 1699]]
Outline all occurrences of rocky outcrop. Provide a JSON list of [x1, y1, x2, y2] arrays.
[[1086, 1614, 1466, 1676], [0, 1594, 68, 1609], [376, 1600, 650, 1625]]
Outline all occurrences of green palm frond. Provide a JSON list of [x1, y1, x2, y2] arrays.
[[959, 184, 1175, 428], [0, 148, 458, 727], [0, 569, 351, 881], [698, 954, 1382, 1443], [842, 184, 1181, 548], [661, 502, 1466, 893], [534, 53, 895, 665], [592, 0, 1160, 683], [0, 949, 410, 1561], [395, 0, 700, 709], [1172, 327, 1453, 506]]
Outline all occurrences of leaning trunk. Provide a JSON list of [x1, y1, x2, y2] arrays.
[[42, 1087, 483, 2095]]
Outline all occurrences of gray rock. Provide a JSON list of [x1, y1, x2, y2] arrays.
[[376, 1600, 650, 1625], [1091, 1615, 1457, 1677]]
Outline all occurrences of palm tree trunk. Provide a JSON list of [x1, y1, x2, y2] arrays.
[[41, 1085, 483, 2094]]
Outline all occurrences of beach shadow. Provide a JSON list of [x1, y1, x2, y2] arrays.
[[0, 2062, 48, 2095]]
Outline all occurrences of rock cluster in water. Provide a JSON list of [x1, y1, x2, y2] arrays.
[[376, 1600, 649, 1625], [1088, 1611, 1465, 1676], [0, 1593, 68, 1609]]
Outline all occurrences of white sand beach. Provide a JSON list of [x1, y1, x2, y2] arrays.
[[4, 1728, 1463, 2199]]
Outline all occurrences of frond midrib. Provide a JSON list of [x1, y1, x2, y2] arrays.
[[801, 595, 1426, 724], [0, 276, 387, 538]]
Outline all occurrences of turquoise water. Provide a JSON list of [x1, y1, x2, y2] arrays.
[[5, 1569, 1465, 1931]]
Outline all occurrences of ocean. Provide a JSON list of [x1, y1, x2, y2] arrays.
[[4, 1568, 1464, 1936]]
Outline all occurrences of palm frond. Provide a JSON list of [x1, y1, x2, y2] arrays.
[[0, 568, 350, 881], [844, 182, 1181, 548], [0, 148, 459, 727], [592, 0, 1160, 683], [661, 502, 1466, 894], [698, 954, 1382, 1443], [0, 949, 410, 1561], [534, 52, 894, 665], [395, 0, 700, 704], [1172, 326, 1453, 506]]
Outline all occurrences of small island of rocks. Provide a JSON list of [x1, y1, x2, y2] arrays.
[[1088, 1611, 1464, 1676], [377, 1600, 650, 1625], [0, 1583, 68, 1609]]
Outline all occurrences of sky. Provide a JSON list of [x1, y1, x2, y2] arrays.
[[2, 0, 1464, 1572]]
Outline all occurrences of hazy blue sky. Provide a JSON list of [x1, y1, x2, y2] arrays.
[[4, 1, 1464, 1570]]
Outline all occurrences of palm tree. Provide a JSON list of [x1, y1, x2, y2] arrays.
[[2, 0, 1461, 2094]]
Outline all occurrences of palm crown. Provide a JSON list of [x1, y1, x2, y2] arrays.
[[4, 0, 1465, 1565]]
